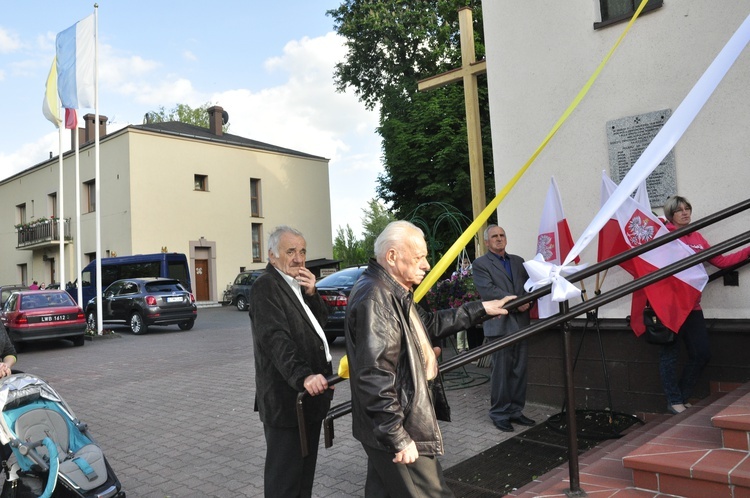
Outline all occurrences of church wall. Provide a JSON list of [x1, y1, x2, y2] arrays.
[[482, 0, 750, 321]]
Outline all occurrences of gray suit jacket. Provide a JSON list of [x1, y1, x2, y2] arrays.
[[472, 252, 530, 338]]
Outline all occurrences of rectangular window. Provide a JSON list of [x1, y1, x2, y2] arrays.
[[16, 203, 26, 225], [595, 0, 662, 29], [252, 223, 263, 263], [250, 178, 262, 217], [84, 180, 96, 213], [48, 193, 58, 219], [194, 174, 208, 191]]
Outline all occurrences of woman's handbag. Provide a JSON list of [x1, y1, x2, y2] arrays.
[[643, 304, 677, 345]]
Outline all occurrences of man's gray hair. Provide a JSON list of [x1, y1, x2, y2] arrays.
[[483, 224, 499, 241], [267, 225, 304, 259], [374, 221, 424, 260]]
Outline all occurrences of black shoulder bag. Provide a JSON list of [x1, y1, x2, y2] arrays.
[[643, 303, 676, 345]]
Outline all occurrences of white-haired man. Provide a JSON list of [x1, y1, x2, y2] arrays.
[[345, 220, 515, 497]]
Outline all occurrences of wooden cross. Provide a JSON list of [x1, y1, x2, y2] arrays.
[[418, 6, 488, 256]]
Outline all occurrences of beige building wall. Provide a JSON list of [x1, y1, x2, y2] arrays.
[[482, 0, 750, 318], [0, 124, 333, 302]]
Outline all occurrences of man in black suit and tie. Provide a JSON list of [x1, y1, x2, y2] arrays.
[[249, 225, 334, 497], [473, 225, 535, 432]]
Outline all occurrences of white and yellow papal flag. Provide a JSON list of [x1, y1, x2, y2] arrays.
[[42, 57, 62, 127]]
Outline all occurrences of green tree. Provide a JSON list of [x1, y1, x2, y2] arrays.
[[333, 225, 367, 267], [328, 1, 494, 258], [144, 102, 229, 132], [361, 198, 395, 260]]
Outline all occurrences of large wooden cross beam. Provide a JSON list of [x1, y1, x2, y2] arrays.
[[418, 6, 488, 256]]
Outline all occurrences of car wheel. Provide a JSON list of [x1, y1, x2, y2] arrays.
[[86, 310, 96, 331], [72, 334, 85, 347], [178, 319, 195, 331], [129, 312, 148, 335], [236, 295, 248, 311]]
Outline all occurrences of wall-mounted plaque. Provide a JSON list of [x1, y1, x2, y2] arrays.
[[606, 109, 676, 207]]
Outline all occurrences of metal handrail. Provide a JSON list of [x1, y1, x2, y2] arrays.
[[295, 198, 750, 494]]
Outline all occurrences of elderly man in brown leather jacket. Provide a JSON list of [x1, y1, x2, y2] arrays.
[[345, 221, 515, 497]]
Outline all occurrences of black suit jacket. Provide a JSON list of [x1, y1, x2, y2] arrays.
[[249, 263, 332, 428]]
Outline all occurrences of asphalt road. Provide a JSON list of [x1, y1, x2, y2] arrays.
[[5, 305, 553, 498]]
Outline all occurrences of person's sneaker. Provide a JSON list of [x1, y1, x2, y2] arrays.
[[684, 402, 692, 408], [510, 414, 536, 426], [668, 403, 686, 414], [494, 420, 514, 432]]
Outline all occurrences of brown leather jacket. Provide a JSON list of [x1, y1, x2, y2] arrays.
[[345, 260, 486, 455]]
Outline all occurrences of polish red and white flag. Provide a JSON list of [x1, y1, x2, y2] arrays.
[[597, 172, 707, 335], [534, 177, 579, 318]]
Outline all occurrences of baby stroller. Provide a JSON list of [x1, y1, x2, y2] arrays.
[[0, 374, 124, 498]]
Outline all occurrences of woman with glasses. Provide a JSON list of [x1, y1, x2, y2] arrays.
[[659, 196, 750, 414]]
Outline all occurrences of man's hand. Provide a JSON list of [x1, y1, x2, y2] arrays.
[[392, 441, 419, 464], [303, 374, 329, 396], [481, 295, 516, 316], [296, 267, 317, 296]]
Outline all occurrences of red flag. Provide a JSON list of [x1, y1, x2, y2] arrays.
[[65, 108, 77, 130], [534, 177, 579, 318], [597, 172, 707, 336]]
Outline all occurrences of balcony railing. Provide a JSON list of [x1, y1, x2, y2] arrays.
[[16, 218, 71, 248]]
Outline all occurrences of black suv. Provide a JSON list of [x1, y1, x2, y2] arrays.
[[230, 270, 264, 311], [85, 277, 197, 334]]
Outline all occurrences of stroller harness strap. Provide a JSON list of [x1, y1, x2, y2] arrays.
[[72, 456, 98, 481]]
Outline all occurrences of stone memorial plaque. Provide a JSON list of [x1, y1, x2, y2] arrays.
[[606, 109, 676, 207]]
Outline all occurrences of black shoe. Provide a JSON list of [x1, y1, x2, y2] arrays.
[[510, 414, 536, 426], [494, 420, 514, 432]]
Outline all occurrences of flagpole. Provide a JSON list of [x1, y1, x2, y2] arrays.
[[58, 120, 65, 289], [75, 122, 82, 306], [93, 4, 103, 334]]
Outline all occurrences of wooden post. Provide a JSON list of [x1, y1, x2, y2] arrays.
[[418, 7, 488, 256]]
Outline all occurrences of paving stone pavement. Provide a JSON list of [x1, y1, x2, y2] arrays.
[[6, 306, 557, 497]]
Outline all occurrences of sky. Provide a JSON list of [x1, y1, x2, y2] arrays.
[[0, 1, 382, 238]]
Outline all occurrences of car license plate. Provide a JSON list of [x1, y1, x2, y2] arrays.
[[166, 297, 183, 303], [40, 315, 67, 322]]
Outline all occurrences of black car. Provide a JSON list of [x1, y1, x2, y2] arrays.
[[316, 266, 366, 343], [85, 277, 197, 335], [230, 270, 264, 311]]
